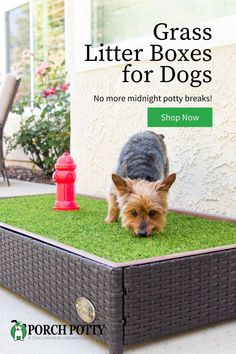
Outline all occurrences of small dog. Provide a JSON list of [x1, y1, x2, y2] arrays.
[[105, 131, 176, 236]]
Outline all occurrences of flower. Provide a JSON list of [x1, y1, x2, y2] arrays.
[[42, 87, 57, 97], [35, 62, 50, 76], [60, 83, 70, 91]]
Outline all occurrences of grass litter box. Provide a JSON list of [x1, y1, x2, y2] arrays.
[[0, 194, 236, 354]]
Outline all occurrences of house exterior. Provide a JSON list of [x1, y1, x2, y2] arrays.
[[0, 0, 65, 167], [0, 0, 236, 217]]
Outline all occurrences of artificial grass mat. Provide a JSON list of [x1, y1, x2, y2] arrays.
[[0, 194, 235, 262]]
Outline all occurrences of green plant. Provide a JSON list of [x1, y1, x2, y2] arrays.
[[7, 59, 70, 176]]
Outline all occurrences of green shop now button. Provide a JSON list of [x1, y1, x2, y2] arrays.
[[148, 107, 212, 127]]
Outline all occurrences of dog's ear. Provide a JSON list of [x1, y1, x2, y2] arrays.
[[156, 173, 176, 192], [112, 174, 131, 195]]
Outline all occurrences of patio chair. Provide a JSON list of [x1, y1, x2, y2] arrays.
[[0, 74, 21, 186]]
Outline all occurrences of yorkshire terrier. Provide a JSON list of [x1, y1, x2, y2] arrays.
[[105, 131, 176, 236]]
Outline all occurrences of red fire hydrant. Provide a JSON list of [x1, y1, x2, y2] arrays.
[[52, 152, 80, 211]]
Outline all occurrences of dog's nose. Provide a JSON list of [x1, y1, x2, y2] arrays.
[[138, 231, 147, 237]]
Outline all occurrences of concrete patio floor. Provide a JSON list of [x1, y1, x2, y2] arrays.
[[0, 178, 56, 197], [0, 179, 236, 354], [1, 285, 236, 354]]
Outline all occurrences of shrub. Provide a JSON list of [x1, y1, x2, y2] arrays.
[[7, 59, 70, 176]]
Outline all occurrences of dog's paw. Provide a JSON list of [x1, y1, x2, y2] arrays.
[[105, 216, 116, 223]]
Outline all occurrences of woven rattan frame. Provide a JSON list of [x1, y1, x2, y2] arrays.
[[0, 226, 123, 354], [1, 221, 236, 354], [123, 250, 236, 345]]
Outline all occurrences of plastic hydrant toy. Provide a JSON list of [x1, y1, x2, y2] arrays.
[[53, 152, 80, 211]]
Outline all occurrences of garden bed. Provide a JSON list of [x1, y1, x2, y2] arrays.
[[6, 166, 53, 184], [0, 194, 236, 354]]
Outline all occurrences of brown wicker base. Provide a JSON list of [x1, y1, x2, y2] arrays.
[[1, 221, 236, 354]]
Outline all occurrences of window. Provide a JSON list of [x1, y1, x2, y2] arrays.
[[92, 0, 236, 47], [6, 3, 30, 97], [33, 0, 65, 91], [5, 0, 65, 98], [33, 0, 65, 68]]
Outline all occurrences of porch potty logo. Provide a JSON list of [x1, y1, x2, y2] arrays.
[[10, 321, 27, 341], [10, 319, 105, 341]]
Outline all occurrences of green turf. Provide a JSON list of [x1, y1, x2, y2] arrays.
[[0, 195, 235, 262]]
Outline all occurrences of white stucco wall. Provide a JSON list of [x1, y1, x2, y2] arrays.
[[70, 43, 236, 218]]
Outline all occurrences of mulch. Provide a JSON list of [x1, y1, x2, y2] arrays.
[[6, 166, 54, 185]]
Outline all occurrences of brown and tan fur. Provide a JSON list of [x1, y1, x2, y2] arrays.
[[105, 173, 176, 236], [105, 131, 176, 236]]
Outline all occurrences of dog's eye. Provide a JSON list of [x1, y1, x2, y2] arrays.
[[149, 210, 157, 218], [131, 209, 138, 217]]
